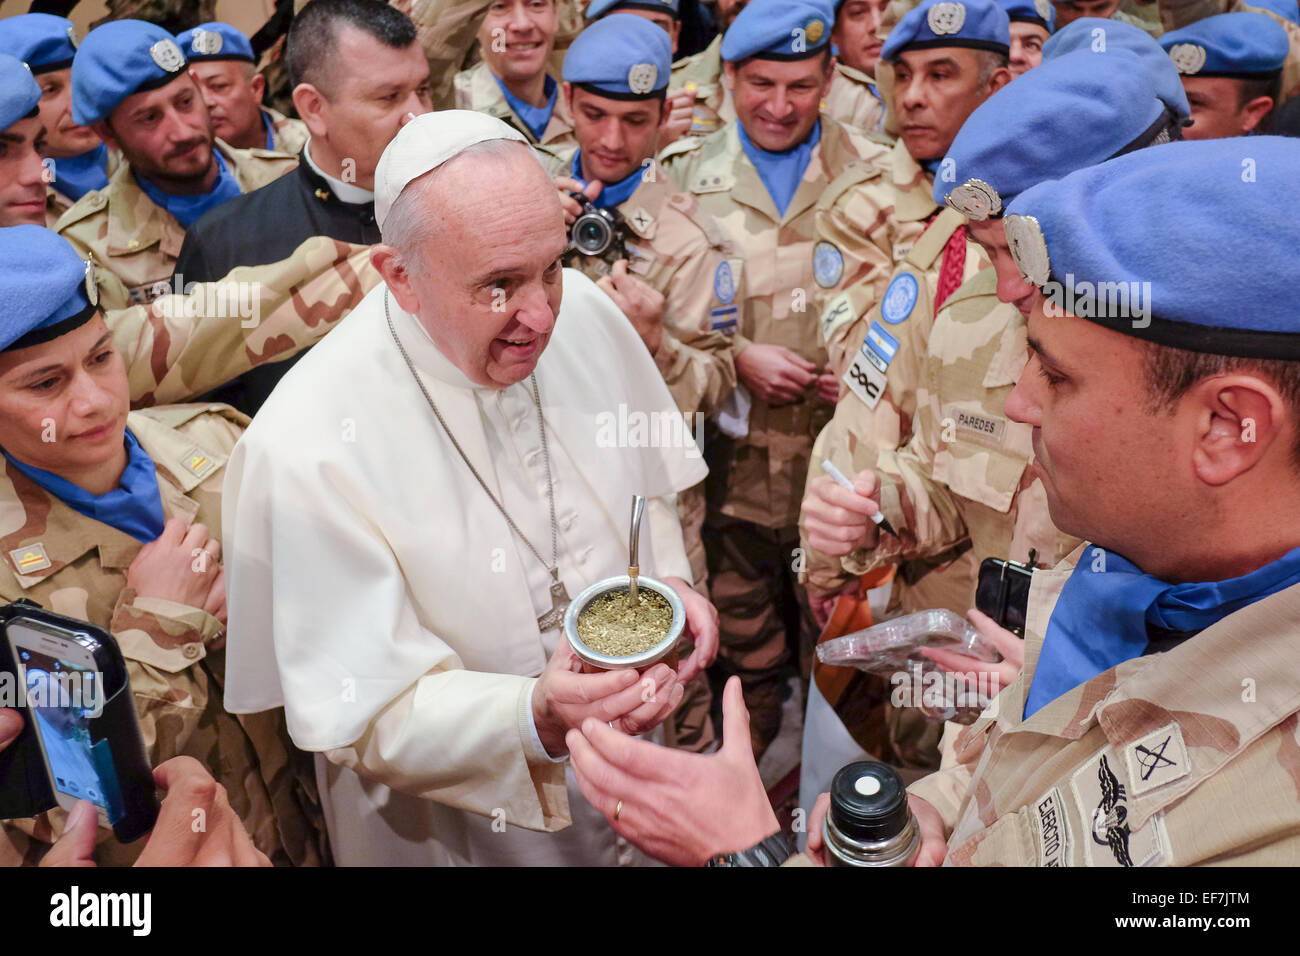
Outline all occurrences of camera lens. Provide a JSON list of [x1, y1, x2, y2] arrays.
[[573, 213, 612, 256]]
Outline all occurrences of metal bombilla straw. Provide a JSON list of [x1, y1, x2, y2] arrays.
[[626, 495, 645, 607]]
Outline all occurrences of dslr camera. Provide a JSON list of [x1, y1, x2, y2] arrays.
[[567, 193, 628, 262]]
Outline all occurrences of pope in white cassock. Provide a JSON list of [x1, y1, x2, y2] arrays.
[[220, 111, 719, 866]]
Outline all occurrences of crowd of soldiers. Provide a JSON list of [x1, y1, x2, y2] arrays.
[[0, 0, 1298, 867]]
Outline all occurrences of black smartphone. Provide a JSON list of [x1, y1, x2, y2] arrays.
[[0, 602, 159, 843], [975, 551, 1037, 637]]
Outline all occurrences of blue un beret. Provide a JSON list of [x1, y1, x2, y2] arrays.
[[586, 0, 681, 18], [71, 20, 188, 127], [1159, 13, 1290, 79], [1043, 18, 1190, 124], [0, 226, 99, 353], [1243, 0, 1299, 27], [564, 14, 672, 97], [721, 0, 835, 62], [0, 13, 78, 74], [882, 0, 1012, 61], [0, 54, 42, 133], [938, 49, 1181, 218], [1003, 136, 1300, 359], [177, 22, 256, 64], [996, 0, 1054, 32]]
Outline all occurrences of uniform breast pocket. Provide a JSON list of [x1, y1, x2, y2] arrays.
[[947, 804, 1038, 866], [934, 403, 1031, 514]]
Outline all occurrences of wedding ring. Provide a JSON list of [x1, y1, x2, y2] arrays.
[[614, 800, 623, 821]]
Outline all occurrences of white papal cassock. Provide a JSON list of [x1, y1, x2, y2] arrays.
[[221, 269, 707, 865]]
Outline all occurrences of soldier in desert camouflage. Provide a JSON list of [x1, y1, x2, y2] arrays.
[[0, 226, 325, 866], [798, 36, 1187, 802], [823, 0, 891, 134], [55, 20, 296, 311], [453, 0, 578, 152], [660, 0, 888, 759]]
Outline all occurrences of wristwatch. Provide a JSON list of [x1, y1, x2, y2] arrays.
[[707, 831, 796, 867]]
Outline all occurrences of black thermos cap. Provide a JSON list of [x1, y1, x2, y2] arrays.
[[829, 761, 910, 843]]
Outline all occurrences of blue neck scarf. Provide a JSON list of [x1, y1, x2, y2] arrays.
[[1024, 544, 1300, 718], [570, 150, 643, 209], [135, 148, 242, 228], [262, 110, 276, 151], [4, 430, 166, 543], [494, 73, 557, 142], [50, 143, 110, 202], [737, 120, 821, 218]]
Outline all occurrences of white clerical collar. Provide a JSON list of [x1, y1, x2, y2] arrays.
[[386, 291, 501, 392], [303, 137, 376, 205]]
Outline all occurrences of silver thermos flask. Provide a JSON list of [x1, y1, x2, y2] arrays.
[[823, 760, 920, 867]]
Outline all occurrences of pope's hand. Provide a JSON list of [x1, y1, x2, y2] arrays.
[[533, 640, 683, 758], [566, 676, 781, 866], [660, 575, 718, 683], [554, 175, 602, 225], [801, 468, 883, 556]]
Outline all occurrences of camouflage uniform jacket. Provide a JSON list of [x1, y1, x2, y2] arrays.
[[264, 106, 309, 160], [453, 60, 577, 155], [800, 209, 990, 611], [102, 236, 380, 408], [910, 544, 1300, 865], [45, 147, 124, 229], [806, 267, 1079, 598], [662, 118, 888, 529], [668, 35, 734, 139], [823, 62, 887, 138], [0, 404, 327, 867], [54, 140, 297, 311], [544, 149, 742, 420], [813, 138, 937, 379]]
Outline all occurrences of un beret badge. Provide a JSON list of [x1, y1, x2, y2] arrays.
[[927, 2, 967, 36], [67, 24, 79, 49], [806, 19, 825, 44], [628, 62, 658, 95], [946, 179, 1002, 221], [1004, 214, 1050, 287], [1167, 43, 1206, 75], [191, 29, 224, 57], [83, 259, 99, 308], [150, 38, 185, 73], [1033, 0, 1052, 20]]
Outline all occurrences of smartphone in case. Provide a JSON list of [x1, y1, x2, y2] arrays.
[[974, 550, 1037, 638], [0, 602, 159, 843]]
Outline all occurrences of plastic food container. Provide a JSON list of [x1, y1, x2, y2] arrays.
[[817, 609, 1002, 722], [563, 575, 685, 673]]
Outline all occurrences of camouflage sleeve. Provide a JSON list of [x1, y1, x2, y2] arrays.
[[813, 178, 896, 378], [906, 763, 974, 839], [799, 422, 862, 596], [394, 0, 493, 109], [112, 237, 380, 407], [841, 359, 971, 577]]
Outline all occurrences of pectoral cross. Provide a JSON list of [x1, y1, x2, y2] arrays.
[[537, 572, 571, 632]]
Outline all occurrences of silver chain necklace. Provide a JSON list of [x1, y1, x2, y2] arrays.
[[385, 291, 570, 632]]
